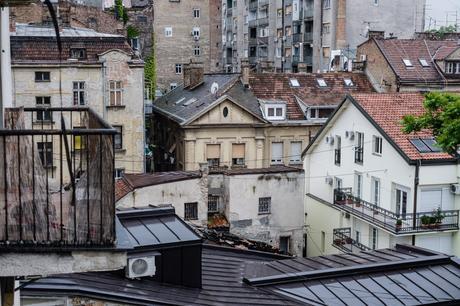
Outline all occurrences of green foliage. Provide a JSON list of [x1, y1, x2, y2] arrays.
[[127, 25, 140, 39], [401, 92, 460, 155], [122, 7, 129, 24], [427, 25, 457, 39], [114, 0, 129, 24], [144, 34, 156, 100]]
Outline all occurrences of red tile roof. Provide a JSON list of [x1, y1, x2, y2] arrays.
[[249, 72, 374, 120], [350, 93, 454, 161]]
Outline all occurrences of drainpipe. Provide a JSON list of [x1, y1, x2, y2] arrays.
[[0, 7, 13, 128], [412, 160, 420, 246]]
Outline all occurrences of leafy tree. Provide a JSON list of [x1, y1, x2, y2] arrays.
[[114, 0, 129, 24], [127, 25, 140, 39], [401, 92, 460, 155], [427, 25, 457, 39]]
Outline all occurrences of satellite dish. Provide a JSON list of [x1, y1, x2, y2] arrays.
[[210, 82, 219, 95]]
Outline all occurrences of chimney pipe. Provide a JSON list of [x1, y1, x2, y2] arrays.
[[241, 58, 250, 88]]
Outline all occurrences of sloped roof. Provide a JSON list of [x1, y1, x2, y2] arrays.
[[153, 74, 264, 125], [350, 93, 454, 161], [249, 72, 374, 120]]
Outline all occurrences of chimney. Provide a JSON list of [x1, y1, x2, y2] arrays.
[[368, 30, 385, 40], [183, 60, 204, 90], [241, 58, 250, 88]]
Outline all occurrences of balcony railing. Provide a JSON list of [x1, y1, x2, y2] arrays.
[[332, 227, 371, 253], [334, 149, 341, 165], [333, 188, 460, 235], [304, 32, 313, 41], [293, 33, 302, 43], [0, 107, 116, 249]]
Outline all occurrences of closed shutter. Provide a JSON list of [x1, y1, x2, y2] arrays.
[[207, 144, 220, 159], [290, 142, 301, 163], [232, 144, 245, 158], [271, 142, 283, 164]]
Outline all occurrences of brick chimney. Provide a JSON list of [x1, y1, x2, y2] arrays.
[[368, 30, 385, 40], [183, 61, 204, 90], [241, 58, 250, 88]]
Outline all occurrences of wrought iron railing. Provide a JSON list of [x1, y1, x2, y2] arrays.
[[0, 107, 116, 249], [333, 188, 460, 234], [332, 227, 371, 253]]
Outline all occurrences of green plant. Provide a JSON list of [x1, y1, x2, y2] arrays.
[[396, 219, 402, 226], [429, 216, 437, 224], [127, 25, 140, 39], [434, 208, 445, 223], [427, 25, 457, 39], [144, 34, 156, 100], [421, 215, 430, 225]]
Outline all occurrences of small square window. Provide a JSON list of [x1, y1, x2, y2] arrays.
[[289, 78, 300, 87], [170, 83, 178, 90], [419, 59, 429, 67], [115, 168, 125, 179], [258, 197, 271, 214], [114, 125, 123, 150], [317, 78, 327, 87], [403, 59, 413, 67], [35, 71, 50, 82], [184, 202, 198, 220], [36, 96, 51, 121], [70, 48, 86, 59], [175, 64, 182, 74], [164, 26, 173, 37], [193, 8, 200, 18], [373, 135, 383, 155], [344, 78, 354, 86]]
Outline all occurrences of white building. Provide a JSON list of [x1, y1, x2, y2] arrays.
[[303, 93, 460, 257]]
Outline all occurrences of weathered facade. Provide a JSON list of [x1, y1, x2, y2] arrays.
[[153, 0, 222, 92], [10, 24, 145, 176]]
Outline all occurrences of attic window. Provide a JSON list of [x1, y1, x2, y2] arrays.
[[419, 59, 430, 67], [70, 48, 86, 59], [265, 103, 286, 120], [175, 97, 186, 104], [183, 98, 197, 106], [403, 59, 413, 67], [317, 78, 327, 87], [343, 78, 354, 87], [289, 78, 300, 87], [409, 138, 442, 153]]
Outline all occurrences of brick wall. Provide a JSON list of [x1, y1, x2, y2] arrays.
[[126, 5, 154, 58]]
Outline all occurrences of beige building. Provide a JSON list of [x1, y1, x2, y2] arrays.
[[154, 0, 222, 92], [11, 23, 145, 176], [152, 63, 374, 171]]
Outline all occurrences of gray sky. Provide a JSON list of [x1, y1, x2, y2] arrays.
[[425, 0, 460, 30]]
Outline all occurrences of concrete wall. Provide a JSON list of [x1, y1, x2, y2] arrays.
[[12, 51, 145, 174]]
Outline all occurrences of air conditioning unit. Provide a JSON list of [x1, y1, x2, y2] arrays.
[[125, 256, 156, 279], [325, 135, 334, 145], [325, 176, 333, 186], [451, 184, 460, 195], [345, 131, 355, 140]]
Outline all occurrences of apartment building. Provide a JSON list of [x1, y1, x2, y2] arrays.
[[223, 0, 425, 73], [154, 0, 222, 92], [10, 23, 145, 176], [303, 93, 460, 257]]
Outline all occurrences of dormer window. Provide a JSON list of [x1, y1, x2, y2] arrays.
[[419, 59, 429, 67], [70, 48, 86, 59], [403, 59, 413, 67], [343, 78, 354, 87], [265, 103, 286, 120], [289, 78, 300, 87], [307, 107, 334, 119], [317, 78, 327, 87], [445, 62, 460, 74]]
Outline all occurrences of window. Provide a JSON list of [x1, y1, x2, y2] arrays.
[[192, 27, 200, 38], [308, 107, 334, 119], [335, 177, 343, 190], [258, 197, 271, 214], [35, 71, 50, 82], [289, 78, 300, 87], [36, 96, 51, 121], [323, 0, 331, 9], [208, 195, 219, 213], [285, 26, 292, 36], [419, 58, 429, 67], [277, 8, 283, 17], [130, 37, 139, 50], [446, 62, 454, 74], [317, 78, 327, 87], [279, 236, 290, 254], [285, 47, 292, 57], [285, 4, 292, 15], [193, 8, 200, 18], [321, 231, 325, 253], [355, 132, 364, 163], [276, 47, 281, 58], [74, 129, 86, 151], [38, 142, 53, 168], [70, 48, 86, 59], [184, 202, 198, 220], [344, 78, 354, 87], [373, 0, 379, 5], [207, 144, 220, 167], [409, 137, 442, 153], [371, 177, 380, 206], [115, 168, 124, 179], [403, 59, 413, 67], [290, 142, 302, 164], [232, 143, 245, 166], [73, 81, 85, 106], [265, 104, 285, 120], [395, 187, 408, 219], [170, 83, 178, 90], [114, 125, 123, 150], [334, 136, 341, 165], [322, 23, 330, 34], [372, 135, 382, 155], [354, 172, 363, 198], [164, 26, 173, 37], [271, 142, 283, 164], [194, 45, 201, 56], [259, 27, 269, 37], [370, 227, 378, 250], [355, 230, 361, 243], [109, 81, 123, 106], [175, 64, 183, 74]]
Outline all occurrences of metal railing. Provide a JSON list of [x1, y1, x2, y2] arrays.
[[0, 107, 116, 249], [304, 32, 313, 41], [333, 188, 460, 234], [332, 227, 371, 253], [293, 33, 302, 43]]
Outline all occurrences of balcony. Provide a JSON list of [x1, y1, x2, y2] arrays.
[[258, 36, 268, 45], [0, 107, 116, 249], [293, 33, 302, 44], [332, 227, 371, 253], [292, 55, 300, 64], [304, 32, 313, 42], [333, 189, 460, 235], [258, 17, 269, 26], [259, 0, 269, 6], [249, 1, 258, 10], [303, 8, 314, 19]]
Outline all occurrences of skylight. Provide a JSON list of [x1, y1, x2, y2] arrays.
[[409, 138, 442, 153], [289, 78, 300, 87], [175, 97, 186, 104], [183, 98, 197, 106], [317, 78, 327, 87], [403, 59, 413, 67], [344, 78, 354, 87], [419, 58, 430, 67]]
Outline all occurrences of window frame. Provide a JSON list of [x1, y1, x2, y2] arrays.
[[164, 26, 173, 37], [265, 104, 286, 120], [372, 135, 383, 155], [113, 125, 123, 150], [109, 81, 123, 106], [184, 202, 198, 220], [37, 141, 53, 168], [271, 142, 284, 165], [258, 197, 271, 214], [193, 8, 200, 18], [35, 71, 50, 82], [175, 64, 183, 75], [290, 141, 302, 164], [73, 81, 86, 106], [35, 96, 52, 121], [194, 45, 201, 56], [208, 195, 219, 213]]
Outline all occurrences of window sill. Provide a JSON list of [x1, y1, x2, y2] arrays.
[[258, 212, 271, 215], [289, 161, 302, 165], [35, 80, 51, 83], [107, 105, 126, 109], [372, 152, 382, 157], [115, 149, 126, 154], [33, 120, 55, 125]]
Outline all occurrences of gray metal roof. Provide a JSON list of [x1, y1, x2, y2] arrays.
[[13, 23, 123, 38], [153, 74, 264, 125]]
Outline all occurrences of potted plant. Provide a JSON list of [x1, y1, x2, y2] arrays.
[[428, 216, 438, 229], [434, 208, 445, 226], [395, 219, 402, 231], [420, 215, 430, 229], [345, 237, 353, 244], [333, 238, 343, 246]]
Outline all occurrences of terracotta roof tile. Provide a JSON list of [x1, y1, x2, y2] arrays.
[[249, 72, 374, 120], [351, 93, 454, 161]]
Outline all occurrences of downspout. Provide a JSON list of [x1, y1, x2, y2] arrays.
[[0, 7, 13, 128], [412, 160, 420, 246]]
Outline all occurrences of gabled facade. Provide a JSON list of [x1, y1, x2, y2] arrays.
[[303, 93, 460, 257], [357, 37, 460, 92]]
